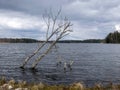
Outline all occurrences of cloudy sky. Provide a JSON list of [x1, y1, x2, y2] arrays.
[[0, 0, 120, 40]]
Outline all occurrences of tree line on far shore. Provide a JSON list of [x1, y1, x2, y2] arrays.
[[0, 31, 120, 43], [105, 31, 120, 43], [0, 38, 104, 43], [0, 38, 39, 43]]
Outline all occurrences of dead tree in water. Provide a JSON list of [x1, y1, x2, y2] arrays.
[[20, 10, 61, 69], [20, 9, 72, 69], [32, 21, 72, 69]]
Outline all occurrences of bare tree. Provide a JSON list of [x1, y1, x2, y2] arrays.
[[32, 21, 72, 69], [20, 10, 61, 69], [20, 9, 72, 69]]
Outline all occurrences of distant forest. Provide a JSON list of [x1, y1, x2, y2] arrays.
[[58, 39, 104, 43], [0, 38, 39, 43], [0, 31, 120, 43], [105, 31, 120, 43], [0, 38, 104, 43]]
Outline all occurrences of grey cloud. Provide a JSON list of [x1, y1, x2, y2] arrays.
[[0, 0, 120, 40], [0, 0, 71, 15]]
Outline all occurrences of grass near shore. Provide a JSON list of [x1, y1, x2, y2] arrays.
[[0, 77, 120, 90]]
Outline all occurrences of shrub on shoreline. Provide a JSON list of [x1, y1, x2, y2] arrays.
[[0, 77, 120, 90]]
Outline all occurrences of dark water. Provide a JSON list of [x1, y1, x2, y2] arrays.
[[0, 43, 120, 86]]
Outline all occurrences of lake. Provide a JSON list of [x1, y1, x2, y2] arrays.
[[0, 43, 120, 86]]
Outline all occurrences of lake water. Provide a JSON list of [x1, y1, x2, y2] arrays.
[[0, 43, 120, 86]]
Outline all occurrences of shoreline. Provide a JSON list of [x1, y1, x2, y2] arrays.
[[0, 77, 120, 90]]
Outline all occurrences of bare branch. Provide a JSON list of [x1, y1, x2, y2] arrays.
[[20, 25, 63, 68], [31, 21, 72, 69], [51, 9, 61, 33], [20, 9, 73, 69]]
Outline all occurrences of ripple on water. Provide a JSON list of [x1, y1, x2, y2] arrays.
[[0, 43, 120, 86]]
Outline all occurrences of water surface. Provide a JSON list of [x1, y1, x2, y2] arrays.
[[0, 43, 120, 86]]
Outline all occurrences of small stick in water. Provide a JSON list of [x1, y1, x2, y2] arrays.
[[64, 62, 67, 72], [67, 60, 74, 70]]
